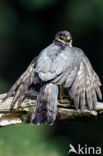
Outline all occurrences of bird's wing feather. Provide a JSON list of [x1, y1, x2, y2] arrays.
[[3, 57, 38, 109], [68, 53, 102, 110]]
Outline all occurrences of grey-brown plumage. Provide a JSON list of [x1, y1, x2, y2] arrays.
[[31, 83, 58, 124], [3, 30, 102, 125], [3, 57, 38, 109]]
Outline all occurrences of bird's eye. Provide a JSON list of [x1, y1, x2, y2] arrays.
[[66, 36, 72, 42], [60, 35, 66, 40]]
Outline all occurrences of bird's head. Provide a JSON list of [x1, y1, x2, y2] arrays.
[[54, 30, 72, 47]]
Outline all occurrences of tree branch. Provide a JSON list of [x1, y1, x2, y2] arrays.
[[0, 93, 103, 127]]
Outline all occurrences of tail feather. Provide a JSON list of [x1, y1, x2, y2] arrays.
[[31, 83, 58, 125]]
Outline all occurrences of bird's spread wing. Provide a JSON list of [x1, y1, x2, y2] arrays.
[[68, 53, 102, 110], [3, 57, 38, 109]]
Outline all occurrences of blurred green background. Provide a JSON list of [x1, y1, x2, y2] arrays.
[[0, 0, 103, 156]]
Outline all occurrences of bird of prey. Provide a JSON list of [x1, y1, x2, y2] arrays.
[[3, 30, 102, 125]]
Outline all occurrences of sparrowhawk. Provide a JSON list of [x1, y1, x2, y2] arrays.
[[3, 30, 102, 125]]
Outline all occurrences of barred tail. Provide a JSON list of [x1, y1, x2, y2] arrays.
[[31, 83, 58, 125]]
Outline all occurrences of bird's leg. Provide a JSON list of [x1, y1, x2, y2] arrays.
[[59, 85, 71, 104], [59, 85, 67, 100], [59, 85, 65, 99]]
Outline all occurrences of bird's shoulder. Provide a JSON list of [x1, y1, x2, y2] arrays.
[[71, 46, 84, 55], [71, 46, 89, 62], [71, 46, 93, 70]]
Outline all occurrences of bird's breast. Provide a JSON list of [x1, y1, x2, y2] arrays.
[[50, 50, 74, 73]]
